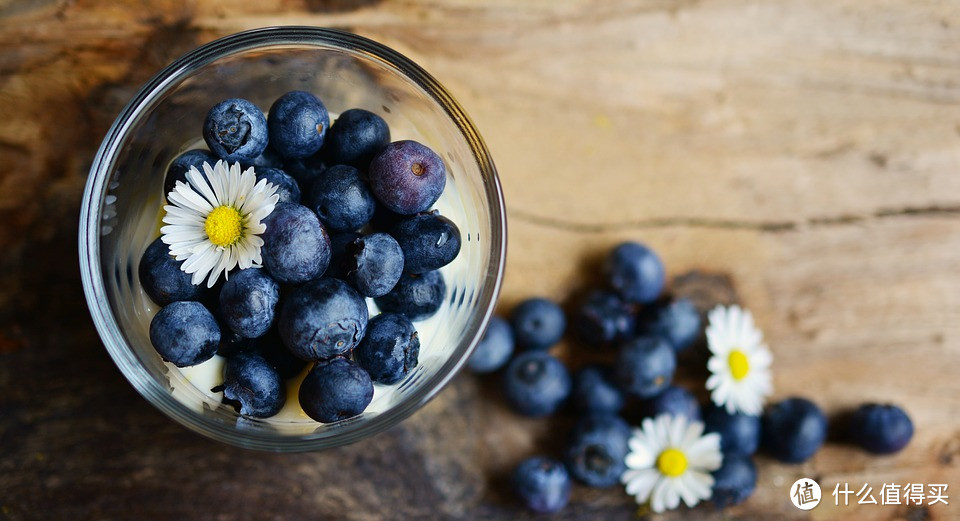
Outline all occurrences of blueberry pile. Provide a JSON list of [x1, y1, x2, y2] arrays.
[[141, 92, 461, 423], [468, 241, 914, 513]]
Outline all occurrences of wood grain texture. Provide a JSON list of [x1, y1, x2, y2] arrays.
[[1, 1, 959, 520]]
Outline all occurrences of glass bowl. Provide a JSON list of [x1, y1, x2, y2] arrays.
[[78, 27, 506, 451]]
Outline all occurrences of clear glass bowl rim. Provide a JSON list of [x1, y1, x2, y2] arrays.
[[78, 26, 506, 451]]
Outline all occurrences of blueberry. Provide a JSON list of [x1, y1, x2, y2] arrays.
[[323, 108, 390, 168], [254, 327, 308, 379], [389, 211, 461, 274], [374, 270, 446, 321], [218, 268, 280, 339], [503, 351, 571, 417], [604, 242, 665, 303], [203, 98, 268, 163], [615, 335, 676, 398], [704, 405, 761, 456], [283, 153, 327, 190], [368, 140, 446, 215], [353, 313, 420, 384], [163, 149, 216, 197], [256, 167, 301, 204], [267, 91, 329, 159], [279, 277, 368, 361], [711, 454, 757, 508], [564, 414, 631, 487], [149, 301, 220, 367], [242, 145, 284, 170], [510, 298, 566, 351], [641, 386, 701, 421], [325, 231, 363, 280], [512, 457, 571, 514], [466, 316, 515, 374], [260, 202, 331, 285], [570, 364, 625, 414], [347, 233, 404, 298], [305, 164, 376, 233], [762, 397, 828, 463], [848, 403, 913, 454], [298, 357, 374, 423], [215, 352, 285, 418], [573, 290, 635, 346], [138, 237, 206, 306], [649, 298, 701, 352]]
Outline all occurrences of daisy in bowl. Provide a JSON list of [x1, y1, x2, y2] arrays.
[[705, 305, 773, 416], [161, 160, 278, 288], [621, 414, 723, 513]]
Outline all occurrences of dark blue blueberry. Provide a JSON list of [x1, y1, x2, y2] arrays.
[[503, 351, 571, 417], [202, 98, 268, 163], [242, 145, 284, 170], [615, 335, 676, 398], [649, 298, 701, 352], [298, 357, 374, 423], [711, 454, 757, 508], [604, 242, 665, 303], [256, 167, 301, 204], [283, 153, 327, 190], [267, 91, 329, 159], [564, 414, 630, 487], [325, 231, 363, 280], [163, 149, 216, 197], [215, 352, 285, 418], [149, 301, 220, 367], [368, 140, 446, 215], [279, 277, 368, 361], [570, 364, 625, 414], [848, 403, 913, 454], [374, 270, 445, 321], [510, 298, 566, 351], [347, 233, 404, 298], [353, 313, 420, 384], [323, 108, 390, 168], [138, 237, 206, 306], [762, 397, 828, 463], [389, 211, 461, 274], [254, 327, 308, 379], [305, 164, 376, 233], [513, 457, 571, 514], [260, 202, 331, 285], [573, 290, 635, 347], [704, 405, 762, 456], [218, 268, 280, 339], [641, 386, 701, 421], [466, 316, 514, 374]]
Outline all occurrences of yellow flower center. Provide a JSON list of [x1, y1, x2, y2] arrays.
[[728, 349, 750, 380], [204, 205, 244, 247], [656, 448, 688, 477]]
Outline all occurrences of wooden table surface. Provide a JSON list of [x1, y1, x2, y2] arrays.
[[1, 1, 959, 520]]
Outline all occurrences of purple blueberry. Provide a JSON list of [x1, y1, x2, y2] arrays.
[[615, 335, 676, 398], [374, 270, 446, 321], [564, 414, 631, 487], [389, 211, 461, 274], [346, 233, 404, 298], [267, 91, 329, 159], [298, 357, 374, 423], [325, 231, 363, 280], [511, 298, 566, 351], [466, 316, 515, 374], [368, 140, 446, 215], [260, 202, 331, 285], [570, 364, 625, 414], [641, 385, 701, 421], [138, 237, 206, 306], [503, 351, 571, 417], [202, 98, 268, 163], [323, 108, 390, 168], [762, 397, 828, 463], [278, 277, 369, 361], [305, 164, 376, 232], [711, 454, 757, 508], [218, 268, 280, 339], [704, 405, 762, 456], [573, 290, 635, 347], [353, 313, 420, 384], [604, 242, 665, 303], [848, 403, 913, 454], [649, 298, 701, 352], [149, 301, 220, 367], [513, 457, 572, 514], [215, 352, 285, 418], [163, 149, 216, 197], [256, 167, 301, 204]]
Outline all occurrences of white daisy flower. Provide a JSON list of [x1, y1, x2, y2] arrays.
[[705, 305, 774, 416], [160, 160, 279, 288], [621, 414, 723, 513]]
